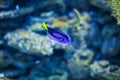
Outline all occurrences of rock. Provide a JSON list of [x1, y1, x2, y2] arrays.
[[89, 0, 110, 11], [45, 56, 67, 75], [101, 37, 120, 57], [63, 45, 75, 61], [1, 69, 26, 78], [28, 77, 47, 80], [85, 22, 99, 40], [19, 76, 28, 80], [12, 53, 35, 70], [101, 25, 120, 39], [0, 50, 12, 68], [29, 66, 50, 78], [66, 0, 90, 11], [85, 22, 101, 48], [108, 65, 119, 72], [4, 29, 55, 55], [54, 61, 67, 75], [0, 0, 65, 20]]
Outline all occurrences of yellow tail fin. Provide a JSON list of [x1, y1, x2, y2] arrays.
[[41, 22, 48, 30]]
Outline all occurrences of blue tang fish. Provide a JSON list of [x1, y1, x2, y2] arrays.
[[41, 22, 71, 44]]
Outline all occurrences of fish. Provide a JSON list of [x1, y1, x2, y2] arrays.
[[15, 4, 19, 10], [41, 22, 71, 44]]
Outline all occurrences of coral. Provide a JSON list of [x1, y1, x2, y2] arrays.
[[73, 48, 94, 66], [90, 60, 109, 75], [29, 23, 44, 32], [4, 29, 55, 55], [52, 17, 73, 30], [1, 1, 120, 79], [48, 73, 68, 80], [90, 60, 120, 80], [66, 48, 93, 79], [91, 62, 120, 80], [67, 59, 91, 80]]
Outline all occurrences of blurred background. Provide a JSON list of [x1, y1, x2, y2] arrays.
[[0, 0, 120, 80]]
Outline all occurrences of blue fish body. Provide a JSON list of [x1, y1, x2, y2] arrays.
[[47, 27, 71, 44]]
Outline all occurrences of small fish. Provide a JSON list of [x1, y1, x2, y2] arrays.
[[41, 22, 71, 44], [15, 4, 19, 10]]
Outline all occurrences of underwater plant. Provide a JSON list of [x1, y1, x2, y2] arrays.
[[105, 0, 120, 24]]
